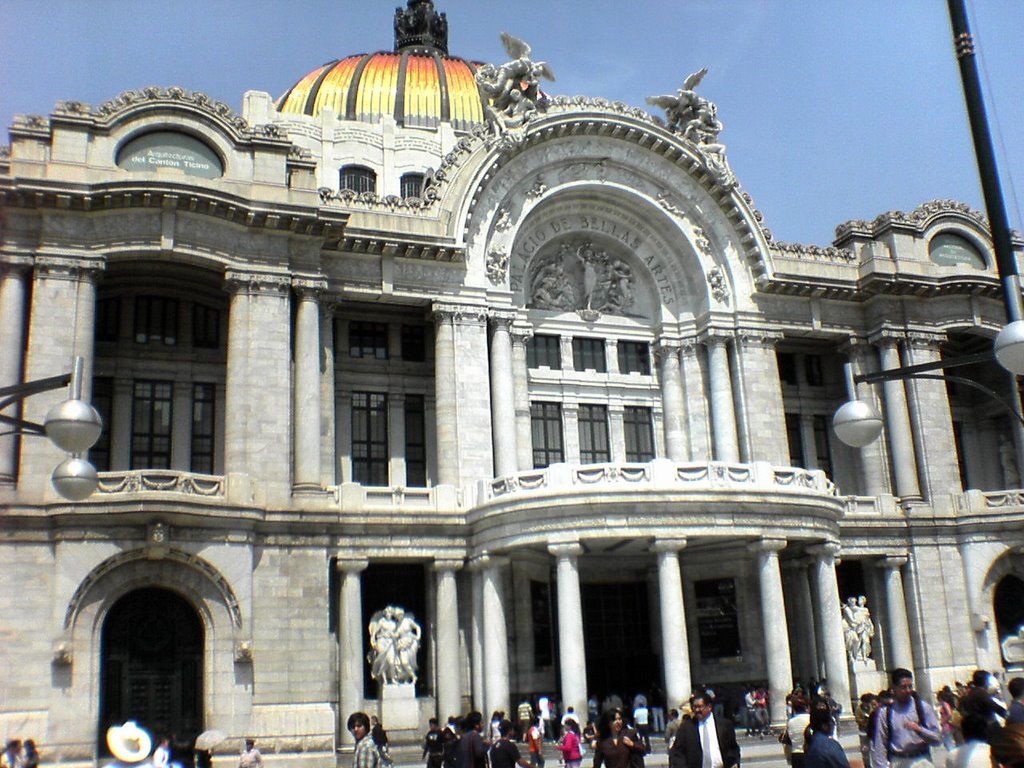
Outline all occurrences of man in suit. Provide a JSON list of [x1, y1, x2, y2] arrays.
[[669, 691, 740, 768]]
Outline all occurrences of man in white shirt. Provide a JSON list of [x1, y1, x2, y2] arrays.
[[668, 691, 740, 768]]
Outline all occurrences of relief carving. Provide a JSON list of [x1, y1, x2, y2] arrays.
[[528, 240, 635, 316]]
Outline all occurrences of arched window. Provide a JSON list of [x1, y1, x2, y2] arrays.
[[340, 165, 377, 194], [400, 172, 425, 199], [928, 232, 986, 269]]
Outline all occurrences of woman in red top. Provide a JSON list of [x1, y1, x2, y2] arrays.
[[559, 718, 583, 768]]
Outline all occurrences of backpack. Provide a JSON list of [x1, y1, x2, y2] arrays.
[[883, 694, 928, 760]]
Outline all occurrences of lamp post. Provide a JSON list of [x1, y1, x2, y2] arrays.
[[0, 356, 103, 500], [833, 0, 1024, 448]]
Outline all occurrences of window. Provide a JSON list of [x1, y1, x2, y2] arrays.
[[805, 354, 824, 387], [131, 380, 173, 469], [405, 394, 427, 487], [530, 402, 563, 468], [91, 377, 114, 471], [340, 165, 377, 194], [400, 172, 425, 199], [352, 392, 388, 485], [95, 298, 120, 343], [192, 304, 220, 349], [778, 352, 798, 386], [349, 322, 389, 359], [618, 341, 651, 375], [134, 297, 178, 345], [623, 406, 655, 462], [400, 325, 426, 362], [531, 580, 553, 668], [785, 413, 804, 467], [929, 232, 986, 269], [578, 404, 610, 464], [573, 338, 606, 372], [527, 334, 561, 369], [191, 383, 216, 473], [812, 415, 833, 477]]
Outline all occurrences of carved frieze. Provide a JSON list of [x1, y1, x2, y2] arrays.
[[527, 239, 635, 317], [487, 249, 509, 285]]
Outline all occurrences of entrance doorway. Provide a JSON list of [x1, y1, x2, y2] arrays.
[[581, 582, 657, 705], [100, 587, 203, 754], [994, 574, 1024, 664]]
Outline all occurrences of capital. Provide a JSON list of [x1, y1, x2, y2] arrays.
[[335, 557, 369, 574], [879, 555, 908, 569], [808, 541, 842, 560], [748, 537, 787, 555], [651, 537, 688, 554], [432, 558, 465, 573], [548, 542, 584, 559]]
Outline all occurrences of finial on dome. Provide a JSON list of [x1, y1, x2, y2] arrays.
[[394, 1, 449, 54]]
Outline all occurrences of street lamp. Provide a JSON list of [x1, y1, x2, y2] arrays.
[[832, 0, 1024, 448], [0, 356, 103, 500]]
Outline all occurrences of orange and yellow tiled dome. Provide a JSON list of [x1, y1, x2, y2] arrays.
[[276, 1, 486, 131]]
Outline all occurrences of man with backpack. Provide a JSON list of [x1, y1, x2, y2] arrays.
[[870, 669, 941, 768]]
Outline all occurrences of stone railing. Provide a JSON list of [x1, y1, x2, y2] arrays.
[[483, 459, 835, 501], [842, 495, 901, 517], [96, 470, 224, 497], [958, 488, 1024, 512], [333, 482, 462, 514]]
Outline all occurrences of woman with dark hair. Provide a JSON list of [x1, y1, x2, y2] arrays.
[[559, 717, 583, 768], [592, 709, 645, 768], [804, 705, 849, 768], [991, 723, 1024, 767]]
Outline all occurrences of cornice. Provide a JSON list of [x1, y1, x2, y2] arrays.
[[834, 199, 995, 240]]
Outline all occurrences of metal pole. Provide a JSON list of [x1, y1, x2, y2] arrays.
[[947, 0, 1023, 322]]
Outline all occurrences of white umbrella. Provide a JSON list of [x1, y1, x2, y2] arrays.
[[194, 730, 227, 751]]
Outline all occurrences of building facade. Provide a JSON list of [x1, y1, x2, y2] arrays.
[[3, 2, 1024, 764]]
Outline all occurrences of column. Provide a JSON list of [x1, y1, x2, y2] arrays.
[[387, 394, 407, 486], [879, 556, 914, 671], [656, 341, 687, 462], [336, 558, 368, 743], [433, 309, 458, 486], [320, 305, 337, 485], [653, 539, 691, 709], [471, 566, 485, 709], [511, 328, 533, 471], [550, 543, 587, 718], [293, 282, 323, 489], [844, 340, 890, 495], [481, 555, 511, 718], [0, 265, 29, 481], [705, 334, 739, 462], [876, 337, 920, 499], [171, 381, 192, 470], [782, 560, 819, 683], [489, 313, 517, 477], [809, 544, 852, 712], [434, 559, 464, 720], [680, 340, 711, 460], [750, 539, 793, 724], [19, 256, 101, 499]]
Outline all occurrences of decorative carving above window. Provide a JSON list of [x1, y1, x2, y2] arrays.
[[928, 232, 986, 269], [527, 240, 635, 317]]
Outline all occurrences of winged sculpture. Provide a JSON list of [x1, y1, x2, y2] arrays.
[[477, 32, 556, 130], [645, 68, 709, 132]]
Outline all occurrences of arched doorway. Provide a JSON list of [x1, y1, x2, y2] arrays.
[[994, 574, 1024, 664], [100, 587, 203, 753]]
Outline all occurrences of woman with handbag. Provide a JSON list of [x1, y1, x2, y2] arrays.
[[559, 718, 583, 768]]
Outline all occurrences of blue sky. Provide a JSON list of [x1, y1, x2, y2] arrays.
[[3, 0, 1022, 246]]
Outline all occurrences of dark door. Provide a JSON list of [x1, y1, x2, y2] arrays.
[[100, 587, 203, 754]]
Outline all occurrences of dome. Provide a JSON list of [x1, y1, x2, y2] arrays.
[[276, 1, 486, 131]]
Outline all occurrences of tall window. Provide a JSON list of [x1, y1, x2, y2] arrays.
[[349, 322, 389, 359], [530, 402, 563, 468], [785, 413, 805, 467], [777, 352, 798, 386], [191, 383, 216, 473], [573, 338, 606, 372], [91, 377, 114, 471], [805, 354, 824, 386], [623, 406, 654, 462], [578, 404, 610, 464], [618, 341, 651, 375], [134, 297, 178, 345], [352, 392, 389, 485], [192, 304, 220, 349], [527, 334, 561, 369], [401, 325, 426, 362], [340, 165, 377, 194], [400, 172, 425, 199], [95, 298, 120, 343], [405, 394, 427, 487], [812, 415, 833, 476], [131, 380, 173, 469]]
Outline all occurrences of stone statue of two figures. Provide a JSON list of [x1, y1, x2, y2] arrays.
[[841, 595, 875, 663], [368, 605, 422, 685]]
